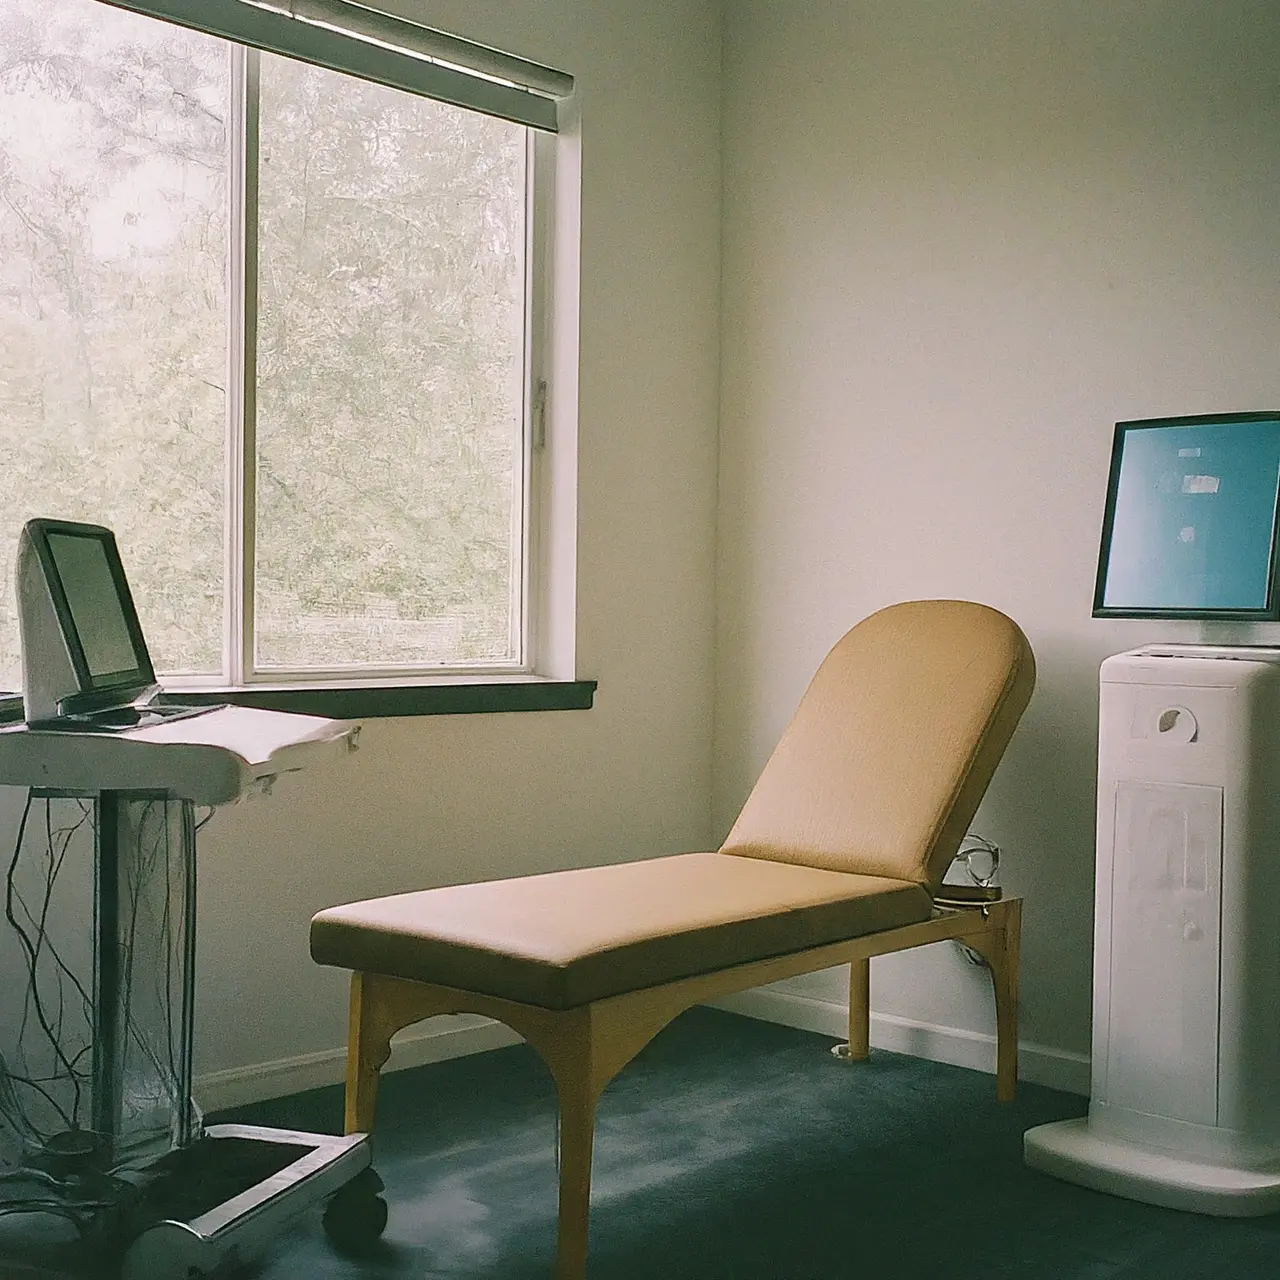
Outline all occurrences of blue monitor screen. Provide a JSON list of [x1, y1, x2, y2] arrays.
[[1094, 413, 1280, 619]]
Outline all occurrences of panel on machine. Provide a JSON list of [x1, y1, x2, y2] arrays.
[[1105, 780, 1222, 1126]]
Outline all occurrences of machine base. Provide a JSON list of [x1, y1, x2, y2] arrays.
[[1024, 1118, 1280, 1217], [0, 1124, 376, 1279], [118, 1124, 375, 1279]]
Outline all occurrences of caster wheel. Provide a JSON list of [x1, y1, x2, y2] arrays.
[[322, 1168, 388, 1254]]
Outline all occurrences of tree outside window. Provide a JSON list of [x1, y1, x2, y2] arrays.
[[0, 0, 530, 689]]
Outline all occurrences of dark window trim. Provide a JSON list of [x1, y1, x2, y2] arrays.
[[0, 680, 596, 725], [158, 679, 596, 719]]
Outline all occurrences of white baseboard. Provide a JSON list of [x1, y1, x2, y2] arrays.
[[706, 988, 1091, 1097], [194, 1014, 524, 1114], [195, 992, 1090, 1113]]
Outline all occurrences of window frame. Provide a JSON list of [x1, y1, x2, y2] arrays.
[[56, 4, 592, 718], [162, 44, 547, 695]]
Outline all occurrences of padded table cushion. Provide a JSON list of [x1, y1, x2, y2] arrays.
[[310, 852, 932, 1009], [722, 599, 1035, 888]]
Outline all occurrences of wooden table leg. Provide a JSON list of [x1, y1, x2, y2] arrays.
[[962, 900, 1021, 1102], [844, 957, 871, 1061], [554, 1072, 598, 1280]]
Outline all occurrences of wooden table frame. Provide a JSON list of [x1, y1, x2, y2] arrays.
[[340, 895, 1020, 1280]]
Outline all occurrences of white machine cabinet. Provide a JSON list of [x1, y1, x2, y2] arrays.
[[1025, 644, 1280, 1214]]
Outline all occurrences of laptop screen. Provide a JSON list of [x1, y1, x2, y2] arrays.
[[24, 519, 156, 709], [46, 531, 144, 686]]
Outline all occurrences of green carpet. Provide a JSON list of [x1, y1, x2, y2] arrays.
[[214, 1007, 1280, 1279]]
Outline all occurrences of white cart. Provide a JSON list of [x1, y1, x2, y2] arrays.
[[0, 713, 385, 1278], [0, 519, 384, 1277]]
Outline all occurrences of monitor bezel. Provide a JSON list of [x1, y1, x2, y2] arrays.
[[1092, 411, 1280, 621], [24, 517, 157, 712]]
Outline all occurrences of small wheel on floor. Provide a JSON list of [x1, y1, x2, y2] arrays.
[[322, 1167, 388, 1254]]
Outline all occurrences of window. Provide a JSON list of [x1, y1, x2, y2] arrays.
[[0, 0, 582, 709]]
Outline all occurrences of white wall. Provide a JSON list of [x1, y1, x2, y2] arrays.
[[717, 0, 1280, 1069], [189, 0, 723, 1080], [20, 0, 1280, 1101]]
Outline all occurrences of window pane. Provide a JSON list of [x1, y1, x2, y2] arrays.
[[0, 0, 228, 686], [254, 54, 527, 670]]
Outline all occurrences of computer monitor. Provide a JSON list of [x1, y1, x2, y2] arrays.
[[17, 518, 158, 722], [1093, 412, 1280, 620]]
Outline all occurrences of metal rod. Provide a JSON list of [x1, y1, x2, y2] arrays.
[[178, 800, 199, 1147], [92, 792, 123, 1154]]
